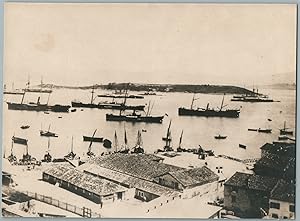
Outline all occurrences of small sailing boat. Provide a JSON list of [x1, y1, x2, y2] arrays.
[[279, 121, 293, 135], [132, 130, 144, 154], [119, 128, 130, 154], [214, 135, 227, 139], [40, 124, 58, 137], [64, 136, 76, 160], [42, 138, 52, 163], [162, 121, 172, 142], [7, 140, 17, 163]]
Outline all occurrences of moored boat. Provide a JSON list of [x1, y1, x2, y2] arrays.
[[214, 135, 227, 139], [83, 136, 103, 142], [12, 136, 28, 145], [279, 121, 293, 135], [178, 94, 240, 118]]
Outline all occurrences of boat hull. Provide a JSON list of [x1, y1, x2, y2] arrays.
[[280, 130, 293, 136], [83, 136, 103, 142], [231, 98, 273, 102], [7, 102, 70, 113], [178, 108, 240, 118], [12, 136, 28, 145], [40, 131, 58, 137], [106, 114, 164, 123], [71, 102, 145, 111]]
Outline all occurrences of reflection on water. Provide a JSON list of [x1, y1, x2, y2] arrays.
[[3, 88, 296, 161]]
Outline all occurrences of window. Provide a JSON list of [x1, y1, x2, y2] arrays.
[[270, 202, 280, 209], [289, 205, 295, 212], [138, 191, 144, 197], [159, 178, 163, 184], [271, 214, 278, 219], [232, 195, 236, 203]]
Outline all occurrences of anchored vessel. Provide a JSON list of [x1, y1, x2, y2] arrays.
[[279, 121, 293, 135], [72, 87, 145, 111], [231, 88, 274, 102], [178, 94, 240, 118], [106, 90, 164, 123], [7, 92, 70, 113]]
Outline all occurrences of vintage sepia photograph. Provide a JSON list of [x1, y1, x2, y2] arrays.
[[2, 3, 296, 219]]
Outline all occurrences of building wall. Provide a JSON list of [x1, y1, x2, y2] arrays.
[[153, 174, 184, 191], [224, 184, 271, 218], [183, 181, 218, 199], [224, 185, 251, 217], [135, 189, 159, 202], [269, 199, 295, 219]]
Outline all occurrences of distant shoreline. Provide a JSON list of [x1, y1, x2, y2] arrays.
[[37, 83, 258, 95]]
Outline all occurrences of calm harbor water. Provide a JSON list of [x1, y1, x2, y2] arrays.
[[3, 88, 296, 161]]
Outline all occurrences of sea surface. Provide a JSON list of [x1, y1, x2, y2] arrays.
[[2, 88, 296, 161]]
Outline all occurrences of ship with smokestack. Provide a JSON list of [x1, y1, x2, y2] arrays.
[[231, 88, 274, 102], [178, 94, 240, 118], [71, 87, 145, 111], [6, 91, 70, 113]]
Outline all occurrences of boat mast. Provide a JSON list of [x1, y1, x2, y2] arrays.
[[71, 136, 74, 153], [136, 130, 143, 148], [124, 127, 128, 150], [20, 92, 26, 104], [178, 130, 183, 149], [284, 121, 286, 131], [219, 94, 225, 111], [114, 131, 119, 152], [146, 101, 151, 116], [165, 120, 172, 148], [90, 86, 95, 104], [191, 94, 195, 109], [87, 129, 97, 156]]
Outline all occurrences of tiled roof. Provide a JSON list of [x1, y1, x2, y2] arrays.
[[43, 164, 126, 196], [247, 175, 278, 192], [270, 179, 295, 203], [81, 163, 178, 197], [254, 155, 290, 172], [225, 172, 278, 193], [168, 166, 219, 187], [224, 172, 251, 187], [260, 143, 295, 158], [88, 153, 182, 181]]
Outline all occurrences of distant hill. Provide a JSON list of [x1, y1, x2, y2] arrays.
[[37, 83, 255, 95]]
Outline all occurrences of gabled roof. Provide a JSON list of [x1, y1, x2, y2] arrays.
[[81, 163, 178, 197], [224, 172, 251, 188], [270, 179, 295, 203], [87, 153, 182, 181], [260, 143, 295, 158], [44, 164, 126, 196], [167, 166, 219, 187], [225, 172, 278, 193]]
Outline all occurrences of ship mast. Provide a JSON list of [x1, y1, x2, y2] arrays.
[[135, 130, 143, 148]]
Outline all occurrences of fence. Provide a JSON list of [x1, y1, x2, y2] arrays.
[[23, 191, 101, 218]]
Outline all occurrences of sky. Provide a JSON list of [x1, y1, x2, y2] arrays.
[[3, 3, 297, 87]]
